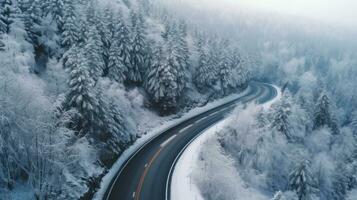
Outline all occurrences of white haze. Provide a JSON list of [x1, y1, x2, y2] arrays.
[[166, 0, 357, 30]]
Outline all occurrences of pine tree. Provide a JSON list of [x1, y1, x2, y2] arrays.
[[218, 45, 234, 95], [0, 0, 15, 34], [85, 0, 99, 27], [230, 48, 249, 88], [195, 34, 216, 90], [206, 38, 220, 85], [23, 0, 44, 44], [128, 10, 146, 83], [172, 21, 189, 93], [159, 50, 179, 113], [146, 45, 164, 101], [313, 93, 339, 134], [271, 93, 293, 141], [146, 44, 179, 114], [98, 7, 115, 72], [117, 14, 131, 69], [84, 26, 105, 81], [107, 36, 127, 83], [289, 160, 317, 200], [49, 0, 64, 31], [101, 100, 129, 157], [61, 0, 80, 48], [64, 48, 104, 136]]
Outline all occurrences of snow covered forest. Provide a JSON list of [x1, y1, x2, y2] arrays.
[[165, 1, 357, 200], [0, 0, 252, 199], [1, 0, 357, 199]]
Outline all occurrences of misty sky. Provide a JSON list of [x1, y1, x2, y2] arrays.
[[175, 0, 357, 29]]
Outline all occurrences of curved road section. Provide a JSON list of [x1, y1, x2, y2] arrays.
[[104, 82, 278, 200]]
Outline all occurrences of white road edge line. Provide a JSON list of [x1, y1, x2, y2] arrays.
[[195, 116, 207, 124], [165, 123, 218, 200], [102, 84, 255, 200], [165, 83, 278, 200], [209, 111, 218, 116], [160, 135, 177, 148], [178, 124, 193, 133], [132, 192, 136, 199]]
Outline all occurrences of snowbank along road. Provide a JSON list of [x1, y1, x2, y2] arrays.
[[104, 82, 278, 200]]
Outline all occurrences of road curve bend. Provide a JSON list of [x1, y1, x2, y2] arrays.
[[104, 82, 278, 200]]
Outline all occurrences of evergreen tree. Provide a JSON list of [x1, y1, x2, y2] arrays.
[[49, 0, 64, 31], [128, 10, 146, 83], [85, 0, 100, 27], [230, 48, 250, 88], [172, 21, 189, 92], [0, 0, 11, 34], [289, 160, 318, 200], [101, 99, 129, 158], [64, 48, 104, 136], [63, 45, 80, 70], [271, 93, 293, 141], [23, 0, 43, 44], [0, 0, 16, 34], [84, 26, 105, 81], [313, 93, 339, 134], [98, 7, 115, 72], [195, 34, 216, 90], [61, 1, 80, 48], [146, 44, 164, 101], [107, 36, 127, 83], [218, 44, 234, 95], [117, 14, 131, 70], [206, 38, 220, 85], [146, 44, 179, 114]]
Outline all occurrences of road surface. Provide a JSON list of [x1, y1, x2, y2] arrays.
[[104, 82, 278, 200]]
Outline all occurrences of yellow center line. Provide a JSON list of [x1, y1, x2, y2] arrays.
[[134, 135, 177, 200]]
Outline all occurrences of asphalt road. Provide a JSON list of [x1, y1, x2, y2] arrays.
[[104, 82, 278, 200]]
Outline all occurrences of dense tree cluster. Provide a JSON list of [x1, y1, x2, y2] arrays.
[[0, 0, 251, 198]]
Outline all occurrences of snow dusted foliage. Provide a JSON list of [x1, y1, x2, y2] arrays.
[[61, 1, 80, 48], [271, 191, 299, 200], [313, 92, 339, 135], [194, 33, 213, 89], [1, 0, 21, 34], [84, 26, 105, 81], [48, 0, 64, 30], [64, 47, 102, 136], [107, 36, 127, 83], [145, 43, 178, 114], [116, 13, 132, 70], [289, 160, 318, 200], [195, 90, 357, 200], [271, 92, 293, 141], [194, 35, 250, 95], [0, 16, 95, 199], [128, 10, 146, 83], [0, 0, 263, 198]]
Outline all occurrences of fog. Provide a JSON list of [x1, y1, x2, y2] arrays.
[[164, 0, 357, 29]]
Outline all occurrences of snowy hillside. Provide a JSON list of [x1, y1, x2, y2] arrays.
[[0, 0, 251, 199]]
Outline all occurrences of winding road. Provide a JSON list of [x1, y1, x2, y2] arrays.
[[104, 82, 278, 200]]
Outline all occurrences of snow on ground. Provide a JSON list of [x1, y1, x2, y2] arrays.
[[94, 86, 253, 200], [171, 84, 281, 200]]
